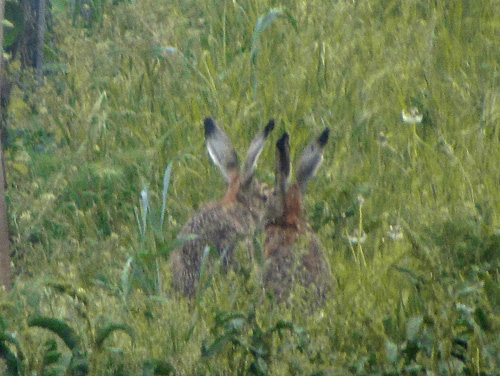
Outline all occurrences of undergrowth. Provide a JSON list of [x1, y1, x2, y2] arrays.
[[2, 0, 500, 374]]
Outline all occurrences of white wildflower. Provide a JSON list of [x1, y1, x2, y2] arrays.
[[41, 193, 56, 203], [401, 107, 423, 124], [357, 194, 365, 207], [348, 229, 367, 244], [378, 131, 388, 147], [387, 225, 403, 240], [20, 211, 32, 221]]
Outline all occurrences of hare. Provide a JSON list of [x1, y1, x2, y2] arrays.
[[263, 129, 333, 305], [172, 117, 275, 297]]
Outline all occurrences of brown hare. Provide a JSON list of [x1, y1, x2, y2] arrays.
[[263, 129, 333, 305], [172, 117, 275, 297]]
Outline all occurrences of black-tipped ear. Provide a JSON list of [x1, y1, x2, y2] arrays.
[[204, 118, 217, 137], [318, 127, 330, 147], [296, 128, 330, 193], [276, 132, 290, 180], [242, 119, 276, 186], [276, 132, 289, 150], [264, 119, 275, 138], [275, 132, 291, 196], [204, 118, 238, 183]]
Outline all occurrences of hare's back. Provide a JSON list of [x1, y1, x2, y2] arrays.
[[172, 202, 258, 297], [299, 230, 334, 301], [179, 202, 258, 241], [263, 226, 297, 302]]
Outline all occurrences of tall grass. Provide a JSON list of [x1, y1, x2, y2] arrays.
[[3, 0, 500, 374]]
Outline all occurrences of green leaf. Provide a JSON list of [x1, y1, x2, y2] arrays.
[[201, 334, 233, 358], [143, 359, 176, 375], [147, 296, 170, 304], [4, 1, 25, 48], [484, 276, 500, 312], [248, 340, 268, 358], [0, 332, 24, 359], [391, 265, 425, 285], [385, 340, 399, 364], [252, 235, 264, 266], [258, 8, 283, 33], [42, 340, 60, 367], [195, 245, 212, 301], [215, 312, 247, 330], [95, 324, 135, 349], [69, 350, 89, 376], [2, 19, 14, 28], [406, 316, 423, 341], [43, 349, 61, 367], [474, 307, 490, 332], [121, 257, 134, 300], [249, 357, 269, 376], [46, 281, 89, 306], [153, 46, 180, 60], [250, 7, 297, 64], [270, 321, 309, 349], [282, 9, 298, 32], [0, 338, 23, 376], [456, 282, 483, 297], [272, 320, 294, 331], [160, 161, 173, 227], [140, 186, 150, 237], [28, 316, 81, 352], [402, 341, 419, 363]]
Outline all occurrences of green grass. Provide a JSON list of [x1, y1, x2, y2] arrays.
[[2, 0, 500, 374]]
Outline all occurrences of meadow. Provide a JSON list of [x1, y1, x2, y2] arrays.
[[2, 0, 500, 374]]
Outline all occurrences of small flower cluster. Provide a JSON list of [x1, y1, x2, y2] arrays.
[[401, 107, 423, 124]]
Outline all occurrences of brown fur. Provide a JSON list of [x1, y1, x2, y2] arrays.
[[264, 185, 332, 304], [171, 119, 273, 298], [172, 177, 267, 297], [263, 132, 333, 305]]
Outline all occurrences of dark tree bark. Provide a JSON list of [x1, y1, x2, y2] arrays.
[[0, 0, 13, 291], [15, 0, 40, 69], [34, 0, 45, 85], [0, 0, 50, 290]]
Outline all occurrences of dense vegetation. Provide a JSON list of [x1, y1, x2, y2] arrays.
[[2, 0, 500, 374]]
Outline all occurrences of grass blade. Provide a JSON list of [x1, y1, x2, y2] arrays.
[[121, 257, 134, 300], [160, 161, 173, 228], [28, 316, 81, 352], [95, 323, 135, 349], [250, 8, 284, 62], [143, 359, 176, 375], [140, 186, 150, 237], [0, 333, 23, 376], [250, 7, 297, 64]]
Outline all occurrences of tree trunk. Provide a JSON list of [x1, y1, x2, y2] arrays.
[[0, 0, 13, 291], [34, 0, 45, 85], [0, 141, 11, 292]]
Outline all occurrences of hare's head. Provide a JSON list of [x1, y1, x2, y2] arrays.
[[203, 118, 275, 219], [265, 128, 330, 229]]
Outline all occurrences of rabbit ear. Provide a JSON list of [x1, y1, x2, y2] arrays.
[[275, 132, 291, 197], [241, 119, 275, 186], [204, 118, 239, 183], [296, 128, 330, 193]]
